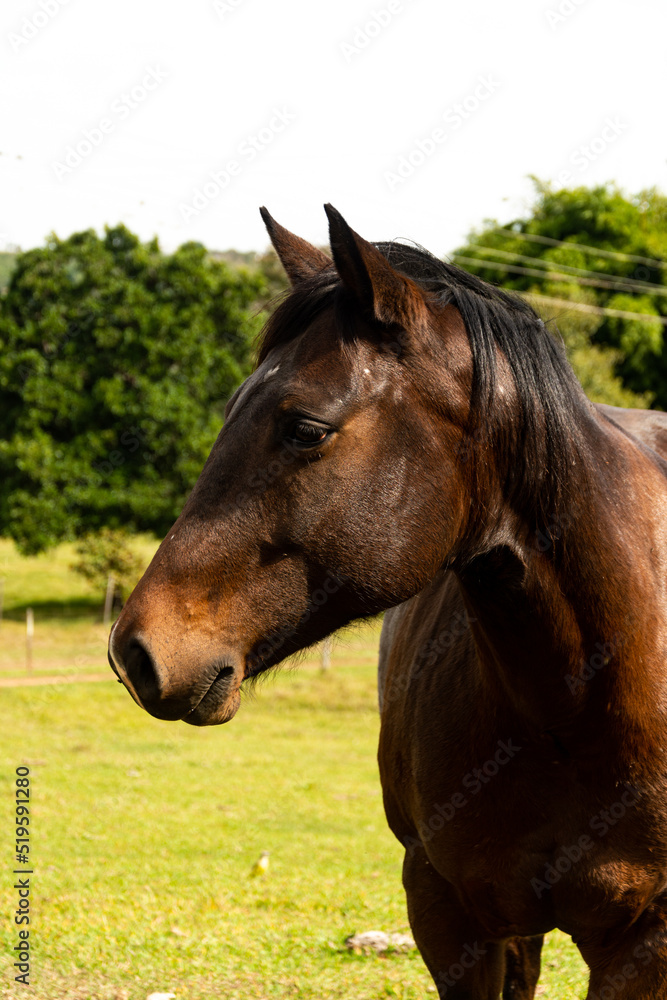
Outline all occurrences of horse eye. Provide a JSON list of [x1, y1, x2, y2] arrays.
[[288, 420, 329, 446]]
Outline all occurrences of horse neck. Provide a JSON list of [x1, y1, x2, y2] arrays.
[[453, 412, 667, 744]]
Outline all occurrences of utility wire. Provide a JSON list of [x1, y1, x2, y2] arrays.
[[521, 292, 667, 327], [463, 243, 667, 295], [491, 228, 667, 270], [452, 254, 667, 298]]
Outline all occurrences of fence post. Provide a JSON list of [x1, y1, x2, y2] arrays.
[[26, 607, 34, 675], [103, 574, 115, 628], [321, 635, 333, 671]]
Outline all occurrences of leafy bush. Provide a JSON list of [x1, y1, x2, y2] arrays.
[[0, 225, 266, 553]]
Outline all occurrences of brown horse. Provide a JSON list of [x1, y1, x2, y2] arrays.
[[109, 205, 667, 999]]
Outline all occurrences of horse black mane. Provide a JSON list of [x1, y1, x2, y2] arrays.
[[257, 241, 594, 540]]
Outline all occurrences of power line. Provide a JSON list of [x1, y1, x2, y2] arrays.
[[451, 254, 667, 298], [464, 243, 667, 295], [521, 292, 667, 327], [491, 227, 667, 271]]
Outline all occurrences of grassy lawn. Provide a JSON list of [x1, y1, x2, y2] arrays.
[[0, 541, 589, 998], [0, 538, 158, 679]]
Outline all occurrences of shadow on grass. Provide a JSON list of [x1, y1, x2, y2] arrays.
[[2, 596, 110, 622]]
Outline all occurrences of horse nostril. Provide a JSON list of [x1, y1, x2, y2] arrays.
[[107, 648, 123, 682], [124, 639, 161, 705]]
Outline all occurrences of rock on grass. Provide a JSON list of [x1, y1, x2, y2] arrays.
[[345, 930, 416, 954]]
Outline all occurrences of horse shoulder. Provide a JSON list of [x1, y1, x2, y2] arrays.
[[596, 402, 667, 465], [378, 603, 407, 713], [378, 570, 476, 708]]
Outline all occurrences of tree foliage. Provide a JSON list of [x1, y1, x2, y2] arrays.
[[71, 528, 147, 604], [454, 181, 667, 409], [0, 225, 265, 554]]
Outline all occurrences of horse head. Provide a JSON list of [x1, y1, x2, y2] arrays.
[[108, 205, 506, 725]]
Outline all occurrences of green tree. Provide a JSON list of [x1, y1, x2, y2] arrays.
[[453, 181, 667, 408], [0, 251, 18, 293], [71, 528, 147, 606], [0, 225, 265, 554]]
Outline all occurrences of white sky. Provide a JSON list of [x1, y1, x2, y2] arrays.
[[2, 0, 666, 258]]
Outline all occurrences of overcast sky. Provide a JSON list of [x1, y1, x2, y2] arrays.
[[2, 0, 666, 258]]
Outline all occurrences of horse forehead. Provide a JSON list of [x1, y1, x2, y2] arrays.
[[267, 323, 371, 396], [232, 315, 399, 426], [290, 342, 357, 390], [226, 337, 356, 425], [225, 357, 282, 419]]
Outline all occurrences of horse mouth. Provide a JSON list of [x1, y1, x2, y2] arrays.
[[183, 666, 240, 727]]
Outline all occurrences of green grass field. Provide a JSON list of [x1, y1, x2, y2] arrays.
[[0, 538, 157, 679], [0, 540, 589, 999]]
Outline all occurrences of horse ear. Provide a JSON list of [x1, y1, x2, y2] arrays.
[[260, 207, 332, 286], [324, 203, 427, 330]]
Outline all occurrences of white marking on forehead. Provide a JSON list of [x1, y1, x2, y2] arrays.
[[363, 368, 370, 375], [226, 355, 281, 419]]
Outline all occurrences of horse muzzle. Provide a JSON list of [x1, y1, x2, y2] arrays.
[[108, 624, 244, 726]]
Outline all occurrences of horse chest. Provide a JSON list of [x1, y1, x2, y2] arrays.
[[409, 775, 667, 939], [381, 712, 667, 938], [449, 839, 667, 941]]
